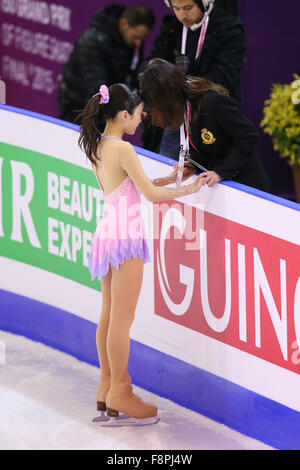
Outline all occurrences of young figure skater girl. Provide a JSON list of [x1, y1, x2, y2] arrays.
[[78, 83, 203, 426]]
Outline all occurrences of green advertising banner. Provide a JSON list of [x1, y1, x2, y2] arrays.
[[0, 142, 103, 291]]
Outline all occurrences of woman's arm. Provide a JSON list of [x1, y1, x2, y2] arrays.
[[119, 142, 203, 201], [211, 93, 259, 180]]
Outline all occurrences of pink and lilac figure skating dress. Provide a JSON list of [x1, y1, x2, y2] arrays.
[[89, 137, 150, 280]]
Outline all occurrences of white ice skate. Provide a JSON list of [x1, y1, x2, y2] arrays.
[[100, 407, 159, 427], [101, 415, 160, 427], [92, 401, 130, 422]]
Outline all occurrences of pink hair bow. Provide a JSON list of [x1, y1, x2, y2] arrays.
[[99, 84, 109, 104]]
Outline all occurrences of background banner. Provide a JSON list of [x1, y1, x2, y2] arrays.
[[0, 0, 168, 117]]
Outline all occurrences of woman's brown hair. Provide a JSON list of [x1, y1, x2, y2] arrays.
[[139, 58, 228, 129]]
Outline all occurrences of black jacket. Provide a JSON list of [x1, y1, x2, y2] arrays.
[[141, 6, 246, 152], [189, 90, 270, 192], [146, 6, 246, 106], [58, 5, 144, 123]]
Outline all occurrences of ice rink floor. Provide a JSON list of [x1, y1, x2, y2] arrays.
[[0, 330, 273, 450]]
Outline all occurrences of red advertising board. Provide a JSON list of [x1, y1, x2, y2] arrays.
[[154, 201, 300, 374]]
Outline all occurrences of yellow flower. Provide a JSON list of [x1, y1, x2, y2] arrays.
[[261, 74, 300, 165]]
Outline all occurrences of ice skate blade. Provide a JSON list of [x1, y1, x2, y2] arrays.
[[92, 412, 130, 423], [101, 416, 159, 427], [92, 413, 110, 422]]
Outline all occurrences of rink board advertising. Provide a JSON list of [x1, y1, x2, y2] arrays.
[[153, 200, 300, 375], [0, 141, 103, 289], [1, 106, 300, 450]]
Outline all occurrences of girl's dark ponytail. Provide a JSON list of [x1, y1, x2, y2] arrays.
[[77, 94, 105, 166], [78, 83, 142, 165]]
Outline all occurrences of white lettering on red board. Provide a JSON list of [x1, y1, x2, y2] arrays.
[[154, 202, 300, 374]]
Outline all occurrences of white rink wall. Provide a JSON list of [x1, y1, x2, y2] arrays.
[[0, 105, 300, 450]]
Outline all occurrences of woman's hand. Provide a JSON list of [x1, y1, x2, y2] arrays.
[[173, 161, 197, 182], [199, 171, 222, 187]]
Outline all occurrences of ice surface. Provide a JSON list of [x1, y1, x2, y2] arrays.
[[0, 330, 273, 450]]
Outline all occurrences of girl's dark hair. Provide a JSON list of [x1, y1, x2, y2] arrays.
[[77, 83, 142, 165], [139, 58, 228, 129]]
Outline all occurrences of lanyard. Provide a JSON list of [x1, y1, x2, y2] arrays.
[[130, 45, 140, 71], [176, 102, 191, 187], [176, 101, 209, 186], [176, 18, 209, 186], [181, 16, 209, 60]]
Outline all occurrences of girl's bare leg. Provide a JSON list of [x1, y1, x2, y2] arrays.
[[108, 258, 143, 388], [106, 257, 157, 419], [96, 266, 112, 404]]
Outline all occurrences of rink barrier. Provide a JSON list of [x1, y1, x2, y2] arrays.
[[1, 105, 300, 450], [1, 288, 300, 450]]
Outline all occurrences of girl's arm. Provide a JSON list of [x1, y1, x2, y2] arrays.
[[151, 170, 177, 187], [119, 142, 203, 201]]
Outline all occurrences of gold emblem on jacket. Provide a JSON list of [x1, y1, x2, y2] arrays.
[[201, 128, 216, 144]]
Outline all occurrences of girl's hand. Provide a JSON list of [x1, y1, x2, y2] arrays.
[[198, 171, 222, 187], [152, 168, 177, 186], [151, 162, 198, 188], [184, 174, 206, 195], [192, 174, 207, 193]]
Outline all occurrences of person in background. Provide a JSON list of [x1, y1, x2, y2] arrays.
[[139, 59, 270, 192], [58, 3, 155, 124], [141, 0, 246, 157]]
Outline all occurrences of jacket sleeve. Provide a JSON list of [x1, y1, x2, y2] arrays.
[[202, 24, 246, 98], [212, 93, 259, 180], [77, 35, 110, 103]]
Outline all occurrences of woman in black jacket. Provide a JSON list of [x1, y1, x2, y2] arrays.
[[139, 58, 269, 192]]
